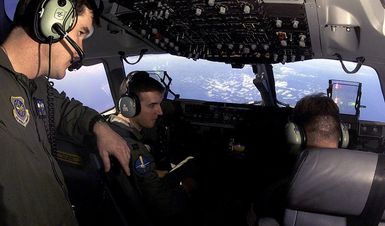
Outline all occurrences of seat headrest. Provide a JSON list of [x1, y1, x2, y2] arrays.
[[288, 148, 378, 216]]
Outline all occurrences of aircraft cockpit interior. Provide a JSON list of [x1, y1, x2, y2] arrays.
[[2, 0, 385, 226]]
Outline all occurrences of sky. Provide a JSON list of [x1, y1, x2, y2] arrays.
[[4, 0, 16, 19]]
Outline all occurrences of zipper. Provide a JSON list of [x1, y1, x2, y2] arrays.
[[19, 79, 72, 205]]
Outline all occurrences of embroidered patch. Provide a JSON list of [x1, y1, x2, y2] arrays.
[[11, 96, 30, 127], [134, 155, 152, 176], [34, 98, 47, 118]]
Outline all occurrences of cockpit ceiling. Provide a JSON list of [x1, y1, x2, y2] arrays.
[[111, 0, 313, 65]]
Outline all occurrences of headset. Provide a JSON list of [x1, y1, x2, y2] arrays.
[[285, 120, 349, 154], [32, 0, 76, 43], [118, 71, 150, 118], [28, 0, 84, 70]]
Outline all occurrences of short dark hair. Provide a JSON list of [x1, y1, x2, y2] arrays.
[[119, 71, 165, 98], [293, 93, 341, 144]]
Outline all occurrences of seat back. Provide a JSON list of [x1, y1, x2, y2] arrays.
[[56, 137, 154, 226], [55, 138, 107, 225], [285, 148, 385, 226]]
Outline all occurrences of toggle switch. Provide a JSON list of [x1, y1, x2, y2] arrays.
[[276, 19, 282, 28], [293, 19, 299, 28]]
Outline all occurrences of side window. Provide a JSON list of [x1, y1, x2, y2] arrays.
[[274, 59, 385, 122], [54, 63, 114, 113]]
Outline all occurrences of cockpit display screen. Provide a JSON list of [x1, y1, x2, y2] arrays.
[[328, 80, 362, 116]]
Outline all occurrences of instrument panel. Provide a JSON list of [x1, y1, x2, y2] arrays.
[[180, 100, 252, 128], [111, 0, 313, 65], [359, 121, 385, 139]]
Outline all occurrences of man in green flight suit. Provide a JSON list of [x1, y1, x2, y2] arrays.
[[0, 0, 131, 225], [108, 71, 196, 225]]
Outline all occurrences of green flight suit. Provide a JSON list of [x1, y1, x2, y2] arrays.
[[108, 115, 189, 221], [0, 49, 99, 226]]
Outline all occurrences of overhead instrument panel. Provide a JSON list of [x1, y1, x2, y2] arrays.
[[111, 0, 313, 65]]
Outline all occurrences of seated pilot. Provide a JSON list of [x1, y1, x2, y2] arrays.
[[286, 92, 348, 151], [254, 93, 347, 225], [107, 71, 196, 224]]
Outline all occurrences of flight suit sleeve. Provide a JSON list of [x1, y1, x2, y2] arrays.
[[52, 87, 99, 144]]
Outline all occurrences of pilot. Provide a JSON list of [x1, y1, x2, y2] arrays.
[[289, 92, 344, 150], [107, 71, 197, 224], [0, 0, 131, 225], [254, 93, 344, 225]]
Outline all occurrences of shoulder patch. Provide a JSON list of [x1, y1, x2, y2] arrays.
[[10, 96, 30, 127], [134, 155, 152, 176]]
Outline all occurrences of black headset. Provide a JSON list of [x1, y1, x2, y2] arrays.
[[118, 71, 150, 118], [285, 119, 349, 154]]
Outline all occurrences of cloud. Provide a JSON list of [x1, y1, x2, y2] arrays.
[[275, 80, 288, 88]]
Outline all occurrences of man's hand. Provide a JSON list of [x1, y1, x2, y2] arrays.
[[93, 121, 131, 175]]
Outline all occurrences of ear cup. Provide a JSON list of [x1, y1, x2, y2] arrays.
[[118, 93, 141, 118], [339, 123, 350, 148], [118, 71, 151, 117], [285, 121, 306, 154], [34, 0, 76, 43]]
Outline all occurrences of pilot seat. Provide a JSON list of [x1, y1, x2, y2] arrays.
[[285, 148, 385, 226]]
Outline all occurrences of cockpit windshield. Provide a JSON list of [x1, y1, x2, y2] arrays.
[[54, 54, 385, 122]]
